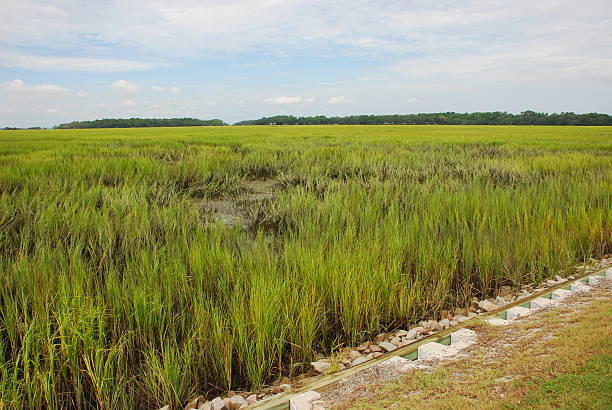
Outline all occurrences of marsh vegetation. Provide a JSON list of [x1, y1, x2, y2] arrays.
[[0, 125, 610, 408]]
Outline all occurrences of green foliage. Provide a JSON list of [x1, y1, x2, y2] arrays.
[[54, 118, 227, 129], [524, 354, 612, 409], [0, 125, 610, 408], [234, 111, 612, 126]]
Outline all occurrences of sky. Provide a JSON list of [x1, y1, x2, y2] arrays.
[[1, 0, 611, 127]]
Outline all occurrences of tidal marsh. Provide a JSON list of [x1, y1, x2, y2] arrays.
[[0, 125, 610, 408]]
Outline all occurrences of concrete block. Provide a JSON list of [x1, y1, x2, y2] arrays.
[[506, 306, 532, 320], [587, 275, 599, 285], [570, 281, 590, 292], [551, 289, 572, 300], [417, 342, 459, 359], [530, 297, 553, 309], [485, 318, 509, 326], [376, 356, 417, 372], [605, 268, 612, 278], [290, 391, 321, 410], [450, 328, 477, 346], [417, 342, 445, 359]]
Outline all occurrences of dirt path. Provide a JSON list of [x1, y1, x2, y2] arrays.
[[314, 276, 612, 409]]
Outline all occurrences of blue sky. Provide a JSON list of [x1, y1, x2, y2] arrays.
[[1, 0, 611, 127]]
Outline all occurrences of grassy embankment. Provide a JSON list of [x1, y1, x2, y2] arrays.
[[342, 282, 612, 409], [0, 125, 610, 408]]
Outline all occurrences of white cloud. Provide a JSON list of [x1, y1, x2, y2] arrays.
[[328, 96, 350, 104], [111, 80, 139, 95], [76, 90, 89, 97], [152, 85, 179, 94], [2, 0, 609, 61], [0, 54, 167, 72], [45, 108, 59, 113], [0, 79, 69, 99], [398, 98, 419, 104], [265, 96, 314, 104], [122, 99, 136, 107]]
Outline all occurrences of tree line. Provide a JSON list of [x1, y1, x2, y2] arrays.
[[54, 118, 227, 129], [3, 111, 612, 130], [234, 111, 612, 126]]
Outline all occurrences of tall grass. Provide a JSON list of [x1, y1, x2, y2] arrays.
[[0, 125, 610, 408]]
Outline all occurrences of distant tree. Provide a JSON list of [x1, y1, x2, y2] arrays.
[[55, 118, 227, 129], [234, 112, 612, 126]]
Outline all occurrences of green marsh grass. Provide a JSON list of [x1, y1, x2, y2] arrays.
[[0, 125, 610, 408]]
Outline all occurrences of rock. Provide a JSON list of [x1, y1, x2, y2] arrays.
[[336, 363, 346, 371], [268, 385, 282, 394], [356, 342, 369, 352], [310, 360, 331, 374], [397, 338, 412, 347], [369, 344, 382, 353], [420, 320, 437, 330], [546, 279, 557, 287], [246, 394, 257, 404], [351, 356, 368, 366], [495, 296, 507, 306], [159, 406, 170, 410], [390, 337, 403, 346], [210, 397, 226, 410], [229, 396, 248, 409], [405, 328, 418, 339], [450, 320, 458, 326], [372, 352, 384, 358], [454, 315, 469, 323], [364, 348, 371, 354], [396, 329, 409, 337], [555, 275, 567, 283], [223, 398, 233, 409], [468, 312, 477, 318], [478, 300, 498, 312], [185, 396, 206, 410], [413, 326, 427, 335], [432, 321, 443, 332], [198, 403, 212, 410], [439, 318, 450, 329], [378, 341, 397, 352], [348, 350, 362, 359]]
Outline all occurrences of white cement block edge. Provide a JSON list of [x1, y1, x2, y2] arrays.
[[289, 391, 321, 410]]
